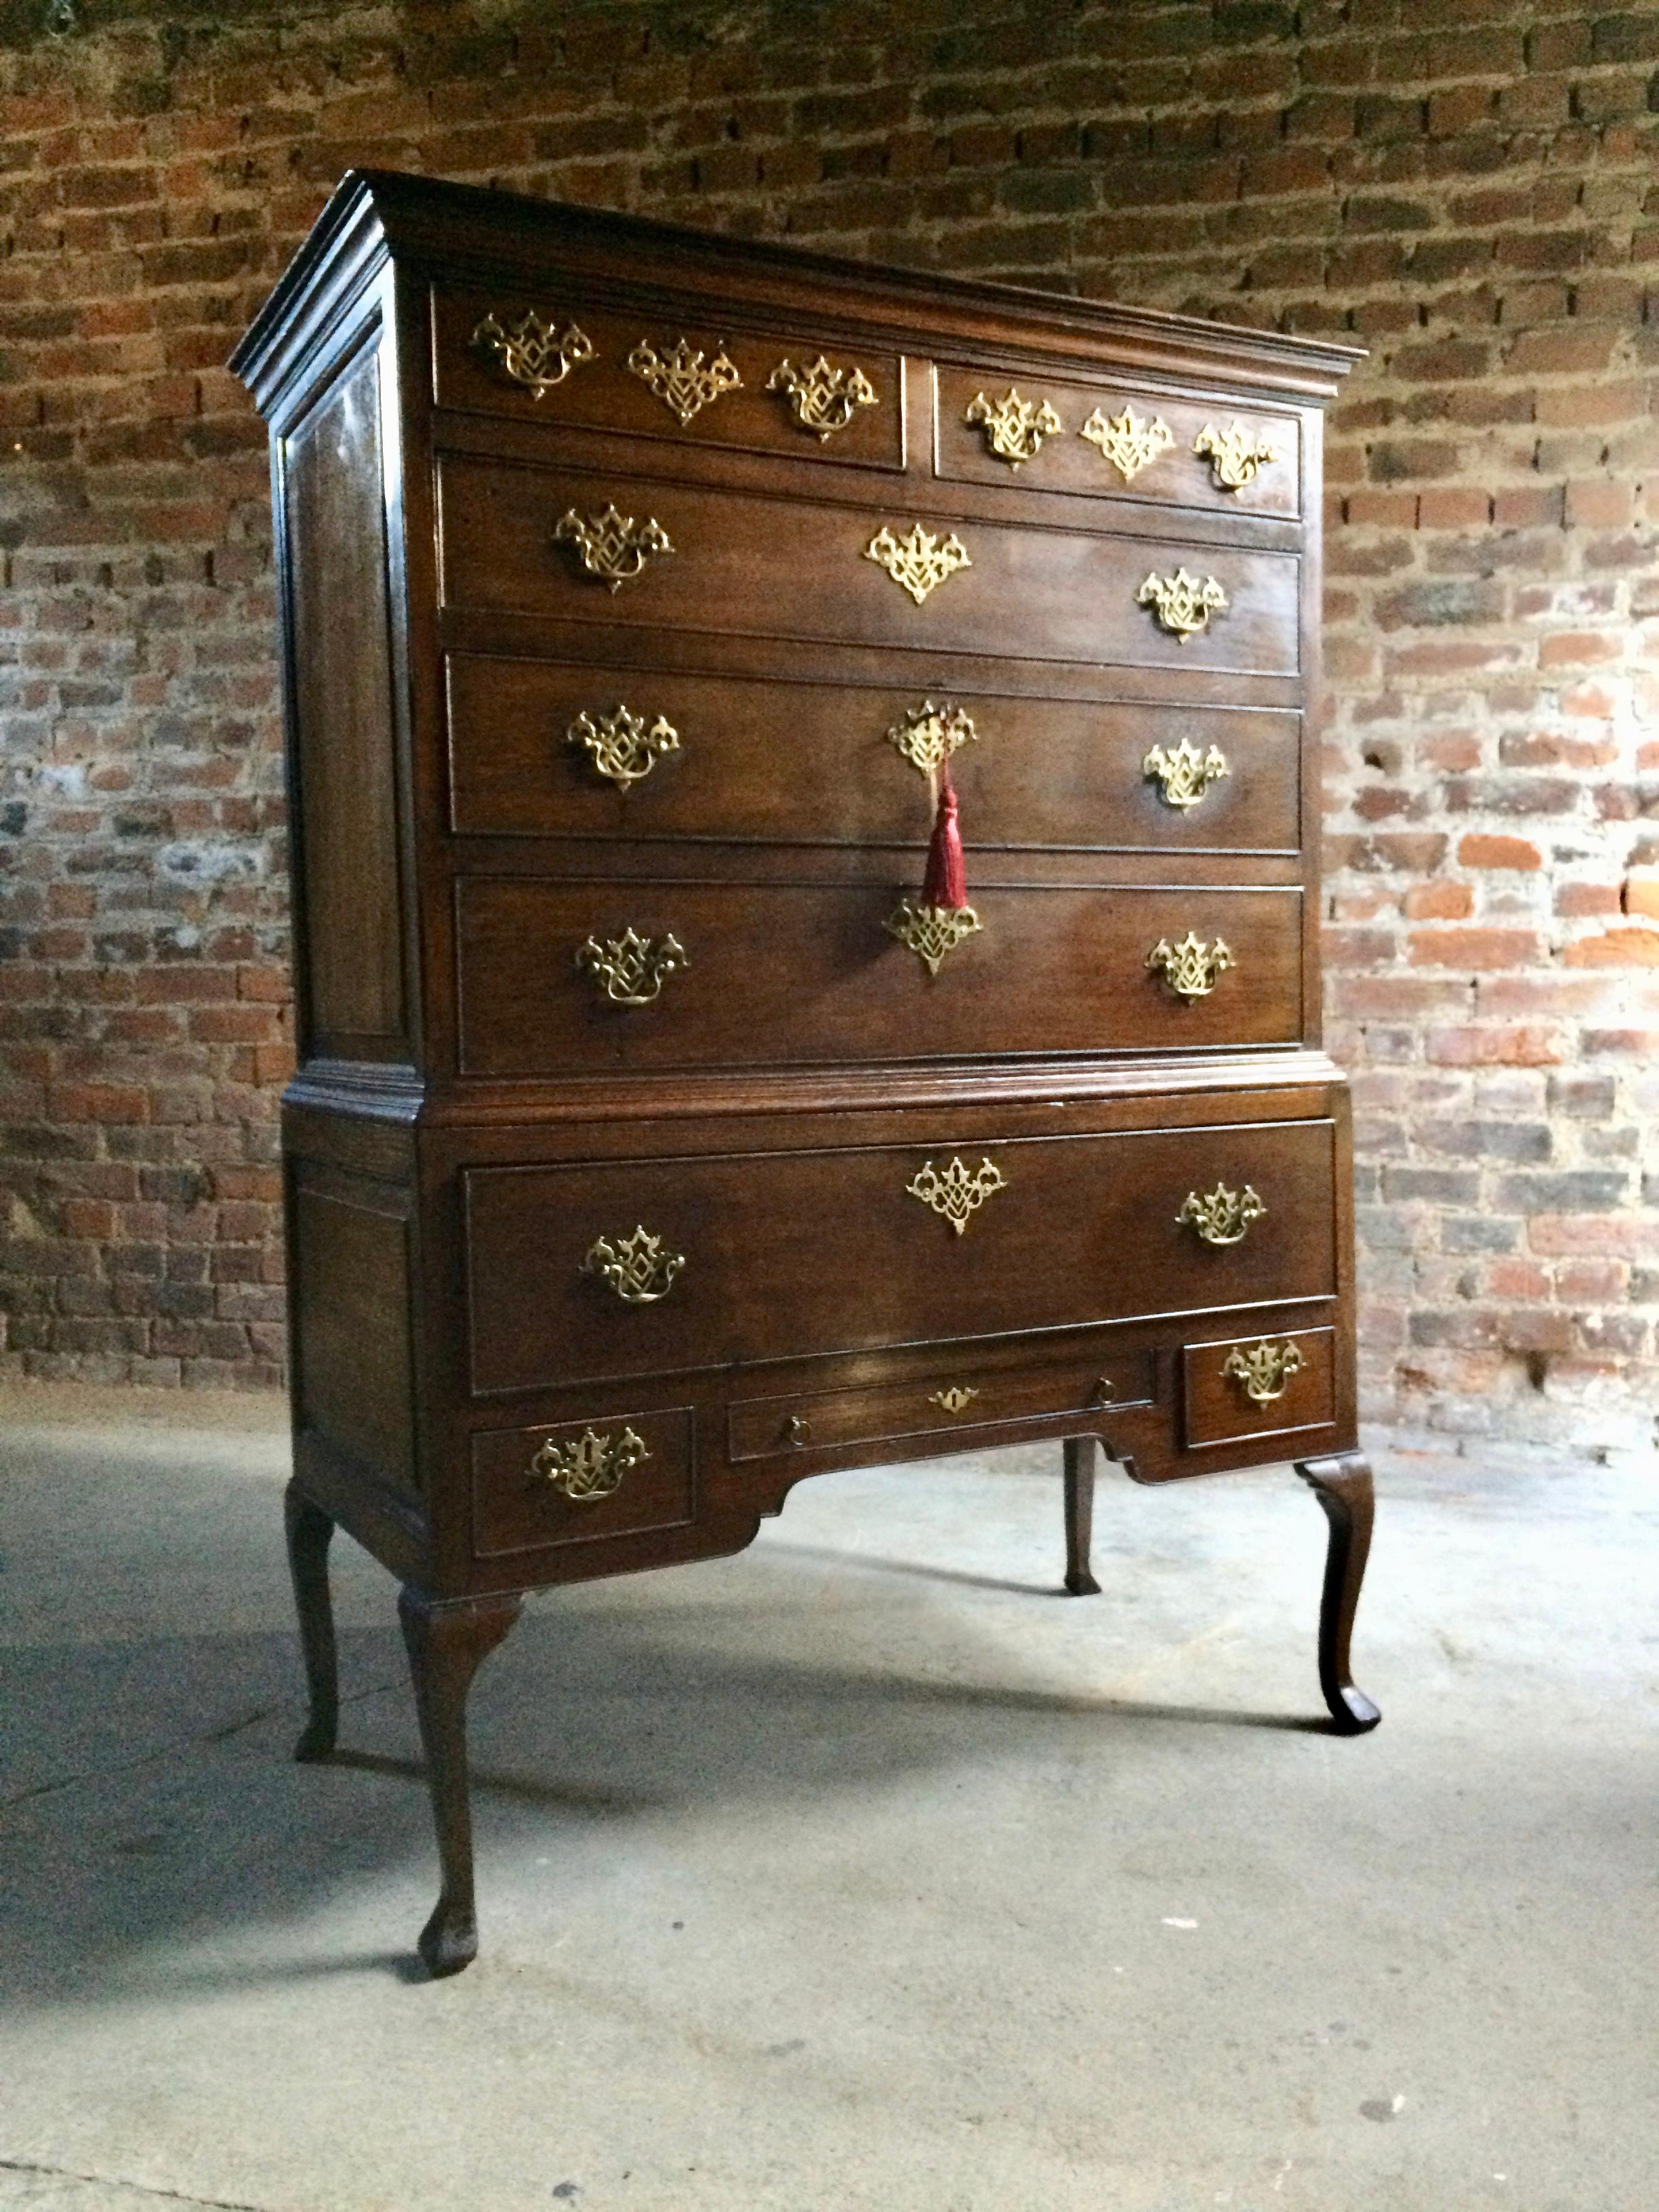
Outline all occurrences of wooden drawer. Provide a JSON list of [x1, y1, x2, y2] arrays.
[[453, 879, 1304, 1077], [934, 363, 1302, 519], [445, 649, 1301, 855], [432, 285, 906, 473], [462, 1118, 1337, 1397], [435, 455, 1302, 680], [728, 1344, 1157, 1462], [1181, 1326, 1336, 1450], [470, 1403, 696, 1557]]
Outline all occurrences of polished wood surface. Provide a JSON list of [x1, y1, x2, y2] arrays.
[[232, 167, 1376, 1978]]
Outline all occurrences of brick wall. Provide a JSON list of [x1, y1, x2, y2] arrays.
[[3, 0, 1656, 1448]]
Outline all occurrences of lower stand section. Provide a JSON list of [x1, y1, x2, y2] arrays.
[[1062, 1435, 1102, 1596], [1295, 1451, 1382, 1735], [397, 1586, 524, 1978]]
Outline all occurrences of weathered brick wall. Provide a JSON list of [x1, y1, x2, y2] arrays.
[[3, 0, 1656, 1446]]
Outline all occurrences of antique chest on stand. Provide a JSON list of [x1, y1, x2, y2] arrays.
[[231, 169, 1376, 1980]]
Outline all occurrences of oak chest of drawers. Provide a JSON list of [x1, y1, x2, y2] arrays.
[[232, 168, 1378, 1979]]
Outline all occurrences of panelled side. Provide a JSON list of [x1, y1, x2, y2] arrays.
[[278, 335, 409, 1063]]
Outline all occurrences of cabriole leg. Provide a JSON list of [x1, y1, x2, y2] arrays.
[[1063, 1435, 1102, 1597], [283, 1478, 338, 1761], [397, 1587, 524, 1979], [1296, 1452, 1382, 1736]]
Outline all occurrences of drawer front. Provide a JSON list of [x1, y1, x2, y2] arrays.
[[728, 1344, 1157, 1462], [935, 363, 1302, 518], [454, 880, 1304, 1076], [463, 1120, 1337, 1396], [470, 1403, 696, 1556], [436, 455, 1302, 679], [1182, 1326, 1336, 1449], [445, 650, 1301, 855], [432, 285, 905, 472]]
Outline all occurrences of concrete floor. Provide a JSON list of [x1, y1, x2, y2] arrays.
[[0, 1391, 1653, 2212]]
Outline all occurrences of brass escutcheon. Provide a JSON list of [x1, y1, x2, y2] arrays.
[[1177, 1183, 1267, 1248], [929, 1385, 979, 1415], [885, 898, 983, 975], [531, 1424, 651, 1502], [1079, 403, 1174, 483], [1222, 1338, 1305, 1404], [865, 523, 972, 605], [906, 1155, 1006, 1237], [628, 335, 742, 425], [886, 699, 977, 778]]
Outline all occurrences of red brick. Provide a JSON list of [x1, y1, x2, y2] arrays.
[[1561, 927, 1659, 966], [1458, 834, 1541, 870], [1408, 928, 1544, 969]]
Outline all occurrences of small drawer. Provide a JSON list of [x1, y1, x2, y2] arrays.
[[1181, 1326, 1335, 1450], [470, 1404, 696, 1557], [435, 453, 1303, 680], [431, 285, 905, 474], [728, 1347, 1157, 1463], [935, 363, 1303, 520]]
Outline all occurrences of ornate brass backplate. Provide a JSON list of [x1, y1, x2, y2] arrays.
[[568, 704, 682, 790], [929, 1385, 979, 1414], [865, 523, 972, 605], [1195, 419, 1278, 492], [1079, 403, 1174, 482], [1146, 930, 1233, 1000], [555, 505, 675, 590], [1222, 1338, 1305, 1405], [885, 899, 983, 974], [767, 354, 878, 440], [576, 926, 688, 1006], [581, 1226, 686, 1303], [627, 335, 742, 425], [531, 1424, 651, 1502], [1177, 1183, 1267, 1247], [1143, 738, 1231, 810], [964, 386, 1063, 466], [886, 699, 978, 777], [1137, 567, 1228, 642], [905, 1155, 1006, 1236], [471, 309, 595, 397]]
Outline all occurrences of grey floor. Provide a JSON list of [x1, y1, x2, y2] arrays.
[[0, 1389, 1653, 2212]]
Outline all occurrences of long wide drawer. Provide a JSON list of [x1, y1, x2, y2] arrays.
[[436, 455, 1302, 678], [454, 879, 1304, 1076], [462, 1118, 1337, 1396], [445, 649, 1301, 853]]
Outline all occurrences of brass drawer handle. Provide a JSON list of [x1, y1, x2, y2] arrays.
[[785, 1413, 813, 1447], [472, 308, 594, 396], [865, 523, 971, 605], [1223, 1339, 1304, 1405], [1147, 930, 1233, 1001], [628, 335, 741, 425], [1144, 739, 1229, 811], [1195, 419, 1277, 493], [930, 1385, 979, 1415], [577, 927, 687, 1007], [556, 504, 674, 590], [531, 1424, 649, 1502], [964, 386, 1062, 466], [769, 354, 878, 441], [581, 1227, 686, 1304], [1137, 567, 1227, 641], [1178, 1183, 1267, 1248], [906, 1155, 1006, 1235], [1080, 403, 1173, 482], [569, 705, 681, 789]]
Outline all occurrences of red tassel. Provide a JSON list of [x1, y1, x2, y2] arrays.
[[921, 769, 968, 911]]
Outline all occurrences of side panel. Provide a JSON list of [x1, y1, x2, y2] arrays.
[[291, 1162, 417, 1496], [280, 340, 407, 1058]]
